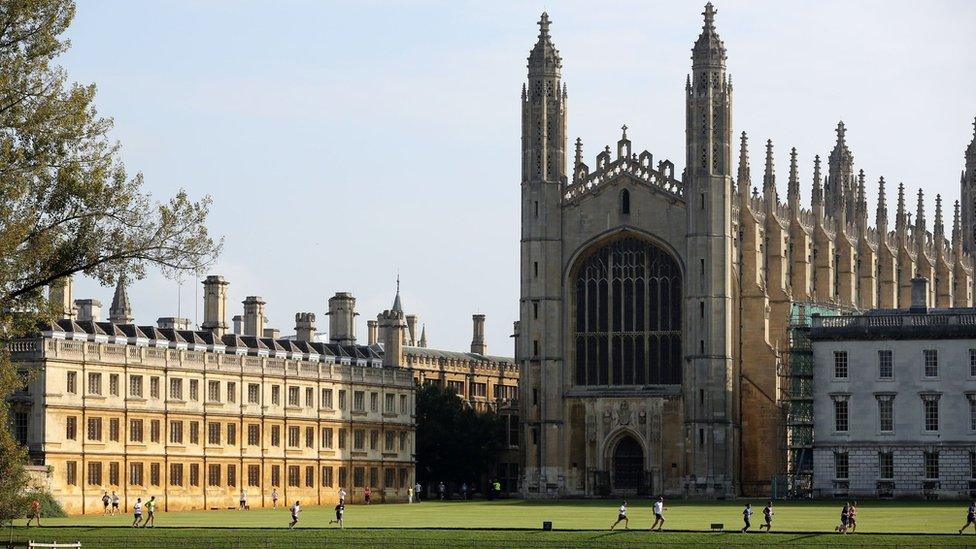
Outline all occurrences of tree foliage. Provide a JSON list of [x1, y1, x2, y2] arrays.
[[0, 0, 221, 519], [415, 383, 505, 490]]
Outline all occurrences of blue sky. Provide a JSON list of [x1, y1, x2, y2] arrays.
[[65, 1, 976, 354]]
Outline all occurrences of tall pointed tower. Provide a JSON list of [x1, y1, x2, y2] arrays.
[[519, 12, 567, 496], [685, 1, 735, 495], [108, 274, 134, 324], [825, 121, 855, 220], [961, 116, 976, 254]]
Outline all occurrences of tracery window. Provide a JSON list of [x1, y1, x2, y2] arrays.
[[573, 236, 682, 386]]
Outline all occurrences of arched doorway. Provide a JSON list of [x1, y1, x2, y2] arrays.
[[612, 435, 644, 491]]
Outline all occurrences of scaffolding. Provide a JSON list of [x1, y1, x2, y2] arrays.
[[780, 303, 843, 498]]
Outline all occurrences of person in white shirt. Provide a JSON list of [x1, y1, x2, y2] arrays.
[[611, 501, 629, 530], [289, 501, 301, 529], [338, 487, 347, 505], [131, 498, 142, 528], [239, 489, 247, 510], [651, 497, 665, 531], [271, 489, 279, 509]]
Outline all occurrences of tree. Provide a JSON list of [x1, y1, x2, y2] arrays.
[[0, 0, 220, 520], [414, 383, 505, 494]]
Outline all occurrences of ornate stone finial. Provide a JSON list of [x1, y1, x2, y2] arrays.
[[953, 199, 962, 249], [836, 120, 846, 145], [538, 12, 550, 38], [896, 182, 906, 230], [856, 169, 867, 218], [787, 147, 799, 205], [876, 176, 888, 230], [621, 124, 628, 140], [737, 131, 750, 193], [763, 139, 776, 200], [811, 155, 823, 211], [703, 2, 716, 28], [915, 188, 926, 230], [574, 137, 583, 165], [528, 11, 561, 75], [934, 194, 944, 236], [692, 1, 726, 68]]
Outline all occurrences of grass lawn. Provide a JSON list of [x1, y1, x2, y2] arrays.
[[6, 499, 976, 547]]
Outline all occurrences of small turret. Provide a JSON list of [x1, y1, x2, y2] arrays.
[[692, 2, 727, 71], [109, 274, 134, 324], [787, 147, 800, 209]]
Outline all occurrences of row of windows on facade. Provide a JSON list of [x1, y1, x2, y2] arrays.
[[417, 378, 517, 401], [831, 392, 973, 433], [833, 349, 976, 380], [831, 450, 976, 482], [64, 416, 410, 452], [62, 371, 409, 414], [64, 461, 410, 491]]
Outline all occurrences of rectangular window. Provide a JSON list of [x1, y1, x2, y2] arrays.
[[271, 425, 280, 447], [338, 429, 346, 449], [248, 383, 260, 404], [248, 465, 260, 487], [109, 462, 120, 486], [109, 418, 120, 442], [321, 427, 333, 448], [353, 467, 365, 488], [385, 431, 395, 451], [248, 424, 260, 446], [834, 452, 849, 479], [129, 375, 143, 398], [288, 426, 300, 448], [924, 451, 939, 479], [924, 397, 940, 432], [878, 350, 893, 379], [189, 379, 199, 401], [878, 452, 894, 479], [147, 463, 159, 486], [190, 463, 200, 487], [288, 465, 300, 487], [271, 465, 280, 488], [208, 422, 221, 445], [208, 464, 220, 487], [370, 429, 378, 450], [369, 467, 378, 488], [170, 463, 183, 486], [109, 374, 119, 396], [305, 387, 314, 407], [834, 400, 848, 432], [227, 423, 236, 446], [129, 419, 143, 442], [370, 392, 378, 412], [86, 417, 102, 441], [971, 452, 976, 479], [447, 380, 464, 396], [400, 432, 408, 452], [322, 388, 333, 409], [66, 461, 78, 485], [338, 390, 347, 410], [150, 376, 160, 399], [399, 468, 408, 489], [170, 378, 183, 400], [321, 466, 333, 487], [288, 386, 299, 407], [189, 421, 199, 444], [338, 467, 347, 489], [970, 397, 976, 431], [400, 394, 407, 414], [471, 383, 487, 398], [226, 382, 236, 403], [924, 349, 938, 377], [88, 372, 102, 395], [353, 391, 365, 412], [354, 429, 365, 450], [385, 393, 395, 413], [87, 461, 102, 486], [227, 464, 236, 487], [67, 371, 77, 394], [878, 398, 893, 432], [208, 380, 220, 402], [834, 351, 848, 379], [305, 427, 314, 448], [169, 420, 183, 444], [150, 420, 160, 443], [305, 466, 314, 487], [130, 462, 144, 486], [385, 468, 395, 489], [971, 349, 976, 377], [271, 385, 280, 406]]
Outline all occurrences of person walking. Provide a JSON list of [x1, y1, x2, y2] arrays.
[[847, 501, 857, 533], [26, 498, 41, 527], [111, 491, 120, 515], [408, 486, 414, 504], [759, 501, 774, 532], [461, 482, 468, 500], [131, 498, 142, 528], [651, 497, 665, 531], [610, 500, 629, 530], [239, 489, 248, 510], [101, 491, 111, 515], [960, 499, 976, 534], [835, 502, 850, 534], [272, 488, 279, 509], [741, 503, 753, 533], [289, 501, 301, 529], [364, 486, 372, 505], [415, 482, 422, 503], [329, 502, 345, 529], [142, 496, 156, 528], [438, 481, 445, 501], [338, 487, 347, 505]]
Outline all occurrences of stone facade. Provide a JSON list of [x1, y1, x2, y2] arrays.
[[810, 295, 976, 498], [518, 4, 976, 498]]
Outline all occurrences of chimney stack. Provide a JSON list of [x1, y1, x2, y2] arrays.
[[379, 307, 406, 367], [242, 296, 266, 337], [327, 292, 358, 345], [263, 327, 280, 339], [232, 315, 243, 335], [367, 320, 378, 345], [910, 277, 929, 313], [157, 317, 190, 330], [201, 275, 229, 337], [471, 314, 487, 355], [405, 315, 418, 346], [75, 299, 102, 322], [49, 277, 76, 320], [295, 313, 316, 342]]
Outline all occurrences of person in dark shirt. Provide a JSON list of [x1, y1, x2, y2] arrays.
[[960, 500, 976, 534]]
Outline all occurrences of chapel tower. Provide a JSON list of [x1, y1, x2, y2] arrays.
[[962, 117, 976, 254]]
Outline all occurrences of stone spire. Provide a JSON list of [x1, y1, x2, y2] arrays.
[[787, 147, 800, 208], [763, 139, 777, 204], [876, 177, 888, 233], [574, 137, 583, 167], [934, 194, 944, 238], [391, 276, 403, 314], [826, 120, 855, 220], [528, 12, 561, 77], [953, 199, 963, 253], [418, 324, 427, 348], [109, 274, 134, 324], [855, 169, 868, 227], [737, 132, 751, 196], [915, 189, 926, 233], [692, 2, 727, 70], [811, 155, 823, 216], [896, 182, 907, 234]]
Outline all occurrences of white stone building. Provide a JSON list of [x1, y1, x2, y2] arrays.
[[810, 279, 976, 499]]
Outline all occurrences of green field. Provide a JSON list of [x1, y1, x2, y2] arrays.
[[6, 499, 975, 547]]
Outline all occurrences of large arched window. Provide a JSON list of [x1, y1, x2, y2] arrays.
[[573, 236, 682, 386]]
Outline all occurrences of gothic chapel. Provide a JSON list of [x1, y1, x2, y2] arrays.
[[516, 3, 976, 498]]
